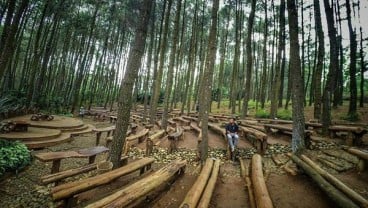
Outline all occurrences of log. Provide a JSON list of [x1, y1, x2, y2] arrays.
[[344, 148, 368, 161], [126, 129, 149, 142], [251, 154, 273, 208], [180, 158, 214, 208], [190, 123, 201, 133], [197, 159, 221, 208], [301, 155, 368, 208], [240, 159, 256, 208], [149, 130, 166, 141], [41, 163, 97, 185], [85, 160, 187, 208], [288, 153, 359, 208], [51, 157, 155, 201]]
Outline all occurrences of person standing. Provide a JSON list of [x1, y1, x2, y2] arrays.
[[225, 118, 239, 152]]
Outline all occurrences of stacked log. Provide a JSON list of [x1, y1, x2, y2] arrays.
[[288, 153, 359, 208], [180, 158, 221, 208], [301, 155, 368, 207]]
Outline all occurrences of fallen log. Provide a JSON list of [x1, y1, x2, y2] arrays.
[[240, 159, 256, 208], [288, 153, 359, 208], [251, 154, 273, 208], [344, 147, 368, 161], [301, 155, 368, 208], [86, 160, 186, 208], [180, 158, 214, 208], [197, 159, 221, 208]]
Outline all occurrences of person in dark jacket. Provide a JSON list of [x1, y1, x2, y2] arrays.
[[225, 118, 239, 152]]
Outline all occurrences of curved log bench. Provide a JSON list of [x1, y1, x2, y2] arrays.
[[240, 126, 268, 154], [93, 126, 116, 146], [263, 124, 313, 148], [167, 119, 177, 127], [35, 146, 109, 174], [173, 117, 191, 126], [85, 160, 187, 208], [182, 116, 199, 122], [168, 127, 184, 153], [51, 157, 155, 207]]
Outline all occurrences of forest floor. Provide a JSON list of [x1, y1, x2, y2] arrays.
[[0, 105, 368, 208]]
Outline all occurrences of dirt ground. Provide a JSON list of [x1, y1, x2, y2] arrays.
[[1, 114, 368, 208]]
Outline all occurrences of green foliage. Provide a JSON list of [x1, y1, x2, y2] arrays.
[[0, 140, 31, 177], [0, 91, 27, 118], [255, 109, 269, 118], [277, 109, 292, 120]]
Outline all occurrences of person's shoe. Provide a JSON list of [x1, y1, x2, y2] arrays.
[[231, 147, 235, 152]]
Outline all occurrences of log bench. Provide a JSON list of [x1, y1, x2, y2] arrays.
[[208, 123, 232, 159], [256, 118, 293, 124], [182, 115, 199, 122], [85, 160, 186, 208], [167, 119, 177, 127], [146, 130, 166, 156], [51, 157, 155, 207], [35, 146, 109, 174], [180, 158, 220, 207], [264, 123, 313, 148], [173, 117, 191, 126], [305, 123, 367, 146], [109, 116, 117, 123], [93, 126, 116, 146], [168, 127, 184, 153], [240, 126, 268, 154], [40, 155, 129, 185]]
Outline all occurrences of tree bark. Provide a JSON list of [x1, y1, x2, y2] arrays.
[[287, 0, 305, 153], [110, 0, 152, 168]]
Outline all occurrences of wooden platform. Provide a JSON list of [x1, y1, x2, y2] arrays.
[[1, 115, 95, 149]]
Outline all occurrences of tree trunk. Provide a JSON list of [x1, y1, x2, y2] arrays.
[[287, 0, 305, 153], [359, 27, 365, 107], [161, 0, 182, 131], [110, 0, 152, 168], [313, 0, 324, 120], [270, 0, 285, 119], [242, 0, 256, 118], [199, 0, 218, 162]]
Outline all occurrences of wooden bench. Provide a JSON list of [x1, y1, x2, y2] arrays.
[[40, 155, 129, 186], [240, 126, 268, 154], [328, 125, 367, 146], [208, 123, 232, 159], [35, 146, 109, 174], [168, 127, 184, 153], [93, 126, 116, 146], [256, 118, 293, 125], [182, 116, 199, 122], [109, 116, 117, 123], [173, 117, 191, 126], [85, 160, 186, 208], [263, 124, 313, 148], [51, 157, 155, 207], [305, 123, 367, 146], [167, 119, 177, 127], [13, 120, 30, 132], [146, 130, 166, 156]]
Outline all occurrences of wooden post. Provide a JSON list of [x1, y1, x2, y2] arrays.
[[51, 159, 61, 174], [180, 158, 214, 208], [96, 132, 102, 146]]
